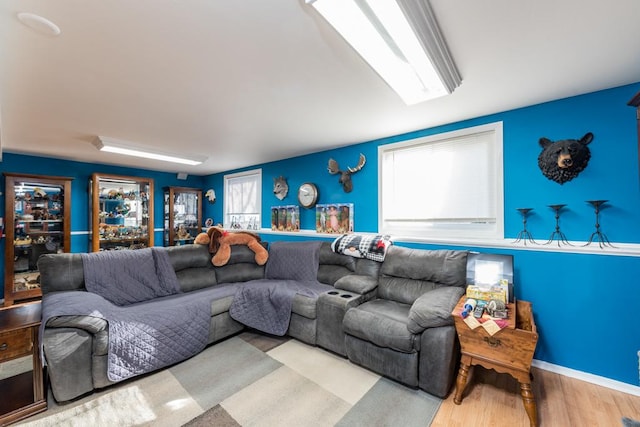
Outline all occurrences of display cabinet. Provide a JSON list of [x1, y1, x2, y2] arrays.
[[90, 173, 154, 252], [163, 186, 202, 246], [4, 173, 72, 306]]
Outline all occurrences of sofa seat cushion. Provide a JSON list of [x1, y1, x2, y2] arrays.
[[343, 299, 418, 353], [211, 295, 234, 316]]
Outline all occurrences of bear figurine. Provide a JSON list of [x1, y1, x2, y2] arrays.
[[537, 132, 593, 184]]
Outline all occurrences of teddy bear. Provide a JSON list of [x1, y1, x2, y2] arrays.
[[194, 226, 268, 267]]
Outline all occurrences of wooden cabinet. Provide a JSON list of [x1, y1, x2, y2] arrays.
[[3, 173, 72, 306], [0, 302, 47, 425], [452, 297, 539, 426], [90, 173, 154, 251], [163, 187, 202, 246]]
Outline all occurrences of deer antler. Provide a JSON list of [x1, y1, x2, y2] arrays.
[[327, 154, 366, 193]]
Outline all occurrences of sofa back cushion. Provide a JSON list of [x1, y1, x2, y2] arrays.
[[214, 245, 265, 284], [265, 241, 321, 281], [379, 246, 468, 305], [166, 244, 218, 292], [317, 242, 356, 285], [38, 253, 86, 293], [166, 244, 211, 270]]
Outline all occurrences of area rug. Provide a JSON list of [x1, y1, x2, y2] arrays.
[[16, 332, 441, 427], [623, 417, 640, 427]]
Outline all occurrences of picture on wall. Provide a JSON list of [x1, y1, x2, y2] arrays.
[[315, 203, 354, 234], [271, 205, 300, 232]]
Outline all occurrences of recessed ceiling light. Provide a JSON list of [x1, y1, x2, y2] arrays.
[[17, 12, 61, 37]]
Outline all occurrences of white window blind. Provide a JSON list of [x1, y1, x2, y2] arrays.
[[379, 122, 503, 240], [223, 169, 261, 230]]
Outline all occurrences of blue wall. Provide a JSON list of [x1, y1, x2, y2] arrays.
[[2, 82, 639, 387], [205, 82, 640, 387]]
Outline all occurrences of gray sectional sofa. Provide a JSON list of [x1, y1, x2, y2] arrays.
[[38, 240, 467, 403]]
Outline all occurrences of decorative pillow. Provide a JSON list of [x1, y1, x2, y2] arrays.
[[331, 234, 392, 262]]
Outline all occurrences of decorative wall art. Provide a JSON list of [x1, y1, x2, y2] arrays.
[[315, 203, 353, 234], [537, 132, 593, 184], [273, 176, 289, 200], [205, 189, 216, 203], [327, 153, 366, 193], [270, 205, 300, 232]]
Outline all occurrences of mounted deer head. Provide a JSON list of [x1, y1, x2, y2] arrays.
[[273, 176, 289, 200], [327, 153, 366, 193]]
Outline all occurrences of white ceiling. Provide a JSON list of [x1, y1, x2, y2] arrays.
[[1, 0, 639, 175]]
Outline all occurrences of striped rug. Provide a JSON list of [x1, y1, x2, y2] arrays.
[[17, 331, 441, 427]]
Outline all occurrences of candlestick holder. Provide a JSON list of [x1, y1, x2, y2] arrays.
[[544, 204, 572, 246], [513, 208, 537, 245], [584, 200, 614, 248]]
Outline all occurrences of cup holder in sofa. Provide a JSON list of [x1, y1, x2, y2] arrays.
[[326, 290, 353, 299]]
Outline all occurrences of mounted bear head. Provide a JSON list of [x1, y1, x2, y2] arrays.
[[537, 132, 593, 184]]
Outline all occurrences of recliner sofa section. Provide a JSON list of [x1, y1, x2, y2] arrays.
[[342, 246, 468, 398], [38, 242, 380, 402]]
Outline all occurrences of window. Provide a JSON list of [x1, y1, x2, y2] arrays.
[[379, 122, 503, 240], [223, 169, 262, 230]]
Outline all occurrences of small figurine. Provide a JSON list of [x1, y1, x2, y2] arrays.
[[175, 224, 191, 240]]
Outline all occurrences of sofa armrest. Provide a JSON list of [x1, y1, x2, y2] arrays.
[[46, 315, 108, 334], [407, 286, 465, 334], [334, 274, 378, 294]]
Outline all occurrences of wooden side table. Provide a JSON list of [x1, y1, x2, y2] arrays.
[[0, 302, 47, 425], [452, 297, 539, 426]]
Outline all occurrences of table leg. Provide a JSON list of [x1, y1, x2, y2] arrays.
[[519, 381, 537, 427], [453, 361, 471, 405]]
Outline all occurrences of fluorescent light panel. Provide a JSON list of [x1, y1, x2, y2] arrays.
[[94, 136, 206, 166], [307, 0, 461, 105]]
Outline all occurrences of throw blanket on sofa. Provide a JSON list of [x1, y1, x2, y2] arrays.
[[229, 241, 330, 335], [41, 286, 235, 382], [81, 248, 182, 306], [229, 279, 333, 336], [331, 234, 392, 262]]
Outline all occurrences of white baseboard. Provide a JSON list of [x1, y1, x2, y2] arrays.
[[532, 359, 640, 397]]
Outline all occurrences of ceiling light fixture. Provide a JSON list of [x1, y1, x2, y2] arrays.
[[307, 0, 461, 105], [17, 12, 61, 36], [93, 136, 206, 166]]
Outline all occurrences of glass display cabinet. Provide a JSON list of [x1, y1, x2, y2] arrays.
[[163, 187, 202, 246], [90, 173, 154, 252], [3, 173, 72, 306]]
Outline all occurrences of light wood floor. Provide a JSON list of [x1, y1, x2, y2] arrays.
[[431, 366, 640, 427]]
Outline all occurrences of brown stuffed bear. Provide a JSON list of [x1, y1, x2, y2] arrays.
[[194, 226, 268, 267]]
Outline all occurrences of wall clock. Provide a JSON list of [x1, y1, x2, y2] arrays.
[[298, 182, 319, 208]]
